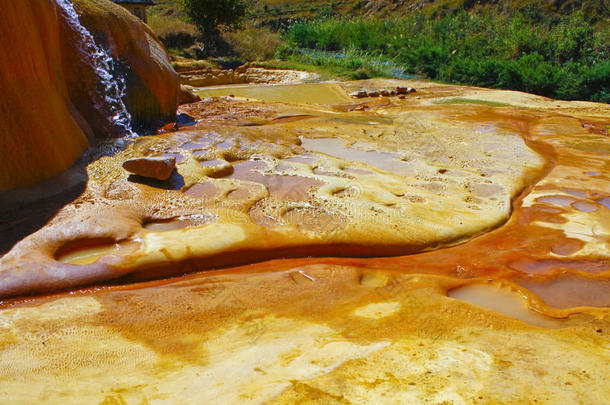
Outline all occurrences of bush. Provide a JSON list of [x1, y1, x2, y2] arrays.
[[148, 15, 199, 49], [178, 0, 248, 39], [222, 26, 283, 61]]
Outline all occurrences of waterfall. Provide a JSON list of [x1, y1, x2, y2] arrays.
[[55, 0, 135, 137]]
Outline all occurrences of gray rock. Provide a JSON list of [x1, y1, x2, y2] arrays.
[[349, 89, 368, 98], [367, 90, 380, 97], [123, 156, 176, 181]]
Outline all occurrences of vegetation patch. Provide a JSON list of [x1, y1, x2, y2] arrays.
[[222, 26, 283, 61], [280, 10, 610, 103], [147, 1, 609, 103], [148, 14, 199, 50]]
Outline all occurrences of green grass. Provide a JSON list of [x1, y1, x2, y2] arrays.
[[221, 26, 283, 61], [147, 0, 609, 103], [149, 0, 610, 28], [279, 10, 610, 103], [148, 14, 199, 49], [274, 47, 400, 79]]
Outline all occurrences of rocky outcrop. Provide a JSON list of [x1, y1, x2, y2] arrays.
[[0, 1, 89, 192], [180, 65, 311, 87], [349, 86, 416, 98], [0, 0, 179, 192], [0, 79, 552, 297], [73, 0, 179, 130], [179, 85, 202, 105]]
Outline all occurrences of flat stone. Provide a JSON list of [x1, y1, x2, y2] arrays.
[[123, 156, 176, 181]]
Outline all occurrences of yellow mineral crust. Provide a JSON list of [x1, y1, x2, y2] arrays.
[[0, 79, 609, 404], [0, 268, 607, 404], [0, 82, 546, 297]]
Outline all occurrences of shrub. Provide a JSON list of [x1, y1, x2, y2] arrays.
[[148, 15, 199, 49], [178, 0, 248, 39], [222, 26, 283, 61]]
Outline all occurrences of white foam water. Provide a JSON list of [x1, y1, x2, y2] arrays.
[[55, 0, 135, 137]]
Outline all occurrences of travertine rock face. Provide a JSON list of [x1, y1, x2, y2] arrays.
[[180, 66, 313, 87], [0, 268, 608, 404], [179, 85, 202, 105], [0, 80, 548, 297], [0, 0, 178, 192], [73, 0, 179, 130], [0, 79, 609, 403], [0, 1, 89, 191]]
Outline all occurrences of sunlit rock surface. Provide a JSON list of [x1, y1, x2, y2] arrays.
[[0, 1, 89, 191], [0, 78, 609, 403], [0, 81, 547, 296], [0, 269, 608, 403], [179, 64, 316, 87], [0, 0, 178, 192], [73, 0, 179, 129]]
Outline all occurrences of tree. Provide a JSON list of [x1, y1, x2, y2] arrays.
[[179, 0, 248, 39]]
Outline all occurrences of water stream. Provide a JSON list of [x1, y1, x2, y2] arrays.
[[297, 48, 420, 80], [55, 0, 134, 137]]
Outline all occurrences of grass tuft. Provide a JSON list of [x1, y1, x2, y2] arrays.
[[221, 26, 283, 61], [148, 14, 199, 49]]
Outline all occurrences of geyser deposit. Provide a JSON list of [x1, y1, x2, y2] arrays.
[[0, 1, 608, 403]]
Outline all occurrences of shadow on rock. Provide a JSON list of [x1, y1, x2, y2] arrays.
[[0, 166, 88, 255], [127, 171, 185, 190]]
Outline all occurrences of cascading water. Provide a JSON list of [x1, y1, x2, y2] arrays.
[[55, 0, 135, 138]]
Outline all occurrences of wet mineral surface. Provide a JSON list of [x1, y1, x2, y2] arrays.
[[0, 79, 608, 404]]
